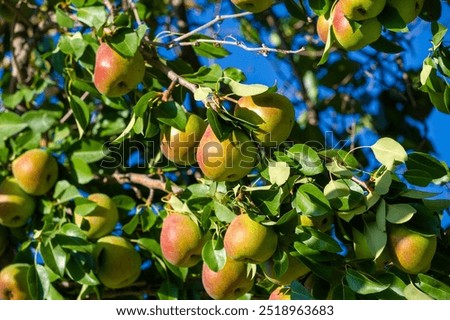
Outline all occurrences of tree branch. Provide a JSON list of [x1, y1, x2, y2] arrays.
[[111, 171, 184, 195]]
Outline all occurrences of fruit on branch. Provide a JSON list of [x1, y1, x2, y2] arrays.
[[299, 214, 334, 232], [202, 258, 254, 299], [269, 286, 291, 300], [224, 214, 277, 263], [0, 177, 36, 228], [340, 0, 387, 21], [160, 212, 206, 268], [0, 226, 8, 257], [387, 224, 437, 274], [74, 193, 119, 239], [12, 149, 58, 196], [230, 0, 274, 13], [160, 113, 207, 166], [332, 1, 382, 51], [93, 42, 145, 97], [0, 263, 31, 300], [261, 254, 310, 285], [234, 92, 295, 146], [385, 0, 425, 24], [94, 235, 142, 289], [317, 14, 332, 43], [197, 125, 258, 182]]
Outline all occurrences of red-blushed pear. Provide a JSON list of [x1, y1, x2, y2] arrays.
[[197, 125, 258, 182], [224, 214, 277, 263], [93, 42, 145, 97], [74, 193, 119, 240], [317, 14, 332, 44], [0, 177, 36, 228], [12, 148, 58, 196], [0, 263, 31, 300], [299, 214, 334, 232], [261, 254, 310, 285], [160, 113, 207, 166], [386, 0, 425, 24], [340, 0, 387, 21], [94, 235, 142, 289], [230, 0, 273, 13], [202, 258, 254, 300], [387, 224, 437, 274], [269, 286, 291, 300], [160, 212, 206, 268], [234, 92, 295, 146], [332, 1, 382, 51]]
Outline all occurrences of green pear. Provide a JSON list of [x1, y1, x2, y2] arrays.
[[224, 214, 277, 263], [234, 92, 295, 146], [317, 14, 332, 44], [269, 286, 291, 300], [230, 0, 273, 13], [74, 193, 119, 240], [160, 212, 206, 268], [0, 177, 36, 228], [332, 1, 382, 51], [0, 263, 31, 300], [340, 0, 387, 21], [261, 254, 310, 285], [197, 125, 258, 182], [387, 224, 437, 274], [202, 258, 254, 299], [160, 113, 207, 166], [0, 226, 8, 256], [386, 0, 424, 24], [94, 235, 142, 289], [299, 214, 334, 232], [12, 148, 58, 196], [93, 42, 145, 97]]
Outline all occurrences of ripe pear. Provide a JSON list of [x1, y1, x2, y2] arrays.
[[197, 125, 258, 182], [269, 286, 291, 300], [224, 214, 277, 263], [387, 224, 437, 274], [0, 177, 36, 228], [340, 0, 387, 21], [234, 92, 295, 146], [0, 263, 31, 300], [94, 235, 142, 289], [299, 214, 334, 232], [317, 15, 332, 44], [0, 226, 8, 256], [93, 42, 145, 97], [202, 258, 254, 299], [160, 113, 207, 166], [261, 254, 310, 285], [386, 0, 424, 24], [74, 193, 119, 240], [332, 1, 382, 51], [230, 0, 273, 13], [160, 213, 206, 268], [12, 148, 58, 196]]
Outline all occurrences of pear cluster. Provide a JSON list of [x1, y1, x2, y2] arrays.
[[317, 0, 425, 51]]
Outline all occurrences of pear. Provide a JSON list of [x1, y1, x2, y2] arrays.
[[230, 0, 273, 13], [0, 263, 31, 300], [74, 193, 119, 240], [0, 226, 8, 256], [0, 177, 36, 228], [160, 212, 206, 268], [387, 224, 437, 274], [93, 42, 145, 97], [94, 235, 142, 289], [224, 214, 277, 263], [12, 148, 58, 196], [234, 92, 295, 146], [317, 14, 332, 44], [332, 1, 382, 51], [269, 286, 291, 300], [160, 113, 207, 166], [299, 214, 334, 232], [386, 0, 424, 24], [340, 0, 387, 21], [197, 125, 258, 182], [202, 258, 254, 299], [261, 254, 310, 285]]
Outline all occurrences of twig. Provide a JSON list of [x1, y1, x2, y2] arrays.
[[111, 171, 184, 195], [161, 79, 178, 102], [351, 176, 374, 193]]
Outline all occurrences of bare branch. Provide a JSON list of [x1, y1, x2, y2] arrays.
[[111, 171, 184, 195]]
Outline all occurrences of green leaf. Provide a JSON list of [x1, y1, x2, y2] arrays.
[[136, 237, 162, 257], [71, 139, 106, 163], [122, 213, 140, 235], [404, 283, 433, 300], [309, 0, 332, 16], [193, 86, 213, 101], [415, 274, 450, 300], [290, 281, 314, 300], [345, 269, 389, 295], [213, 200, 236, 223], [227, 79, 268, 97], [55, 6, 75, 28], [370, 137, 407, 169], [374, 170, 392, 195], [53, 180, 81, 203], [69, 95, 90, 138], [369, 36, 404, 53], [364, 220, 387, 259], [377, 5, 407, 31], [284, 0, 307, 20], [108, 28, 141, 58], [154, 101, 187, 131], [21, 110, 57, 134], [58, 32, 87, 59], [287, 144, 324, 176], [28, 264, 51, 300], [70, 158, 94, 185], [192, 39, 230, 58], [134, 91, 157, 117], [420, 0, 442, 22], [201, 239, 226, 272], [296, 226, 342, 253], [251, 187, 284, 216], [404, 169, 433, 187], [386, 203, 416, 224], [112, 112, 136, 143], [73, 198, 97, 217], [293, 183, 331, 217], [65, 254, 100, 286], [0, 112, 28, 140], [206, 108, 232, 142], [406, 152, 447, 179], [76, 6, 107, 30], [40, 241, 68, 278], [268, 161, 290, 186], [431, 22, 448, 48]]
